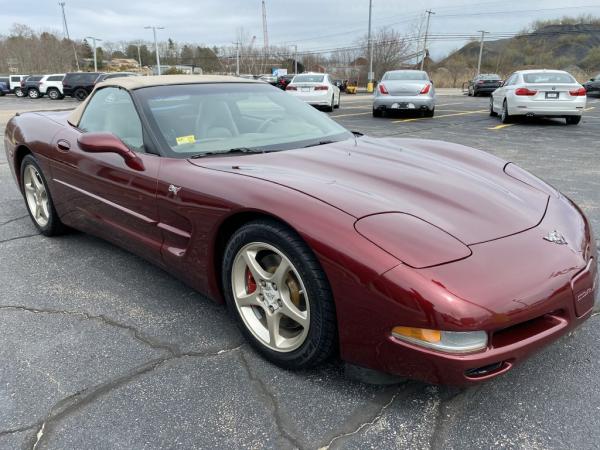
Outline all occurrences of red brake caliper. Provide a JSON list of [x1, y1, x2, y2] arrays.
[[245, 267, 257, 294]]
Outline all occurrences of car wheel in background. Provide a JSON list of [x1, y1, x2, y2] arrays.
[[20, 155, 67, 236], [372, 108, 383, 118], [222, 219, 337, 369], [27, 88, 40, 99], [334, 94, 340, 109], [74, 88, 88, 101], [425, 107, 435, 117], [489, 97, 498, 116], [47, 88, 61, 100], [326, 95, 335, 112], [501, 100, 511, 124], [15, 87, 24, 97], [468, 86, 473, 96], [565, 116, 581, 125]]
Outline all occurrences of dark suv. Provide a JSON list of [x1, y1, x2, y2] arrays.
[[20, 75, 44, 99], [62, 72, 103, 101]]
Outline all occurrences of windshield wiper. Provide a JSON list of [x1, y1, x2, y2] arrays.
[[303, 140, 337, 148], [190, 147, 268, 159]]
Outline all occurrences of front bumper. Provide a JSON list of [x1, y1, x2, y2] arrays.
[[339, 194, 596, 386], [373, 95, 435, 111]]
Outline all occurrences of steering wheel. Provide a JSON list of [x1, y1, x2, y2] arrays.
[[257, 116, 284, 133]]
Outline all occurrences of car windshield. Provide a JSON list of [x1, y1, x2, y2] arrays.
[[135, 83, 353, 158], [478, 74, 500, 80], [523, 72, 575, 84], [293, 75, 324, 83], [383, 71, 428, 81]]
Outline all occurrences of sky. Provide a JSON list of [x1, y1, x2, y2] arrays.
[[2, 0, 600, 59]]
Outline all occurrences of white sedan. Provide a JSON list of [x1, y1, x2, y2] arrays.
[[285, 73, 340, 111], [491, 70, 586, 125]]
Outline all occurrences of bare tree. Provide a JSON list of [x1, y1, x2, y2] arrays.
[[356, 27, 412, 80]]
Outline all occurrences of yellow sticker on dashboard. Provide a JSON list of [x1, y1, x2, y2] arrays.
[[176, 135, 196, 145]]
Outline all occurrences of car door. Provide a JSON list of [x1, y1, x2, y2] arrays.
[[50, 86, 164, 265]]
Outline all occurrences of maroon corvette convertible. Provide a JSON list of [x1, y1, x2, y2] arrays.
[[4, 76, 597, 385]]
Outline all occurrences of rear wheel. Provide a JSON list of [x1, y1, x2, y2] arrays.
[[222, 219, 337, 369], [20, 155, 67, 236], [74, 88, 88, 101], [501, 100, 511, 123], [334, 93, 340, 109], [425, 107, 435, 118], [15, 87, 24, 97], [28, 88, 40, 99], [565, 116, 581, 125], [372, 108, 383, 117], [326, 95, 335, 112]]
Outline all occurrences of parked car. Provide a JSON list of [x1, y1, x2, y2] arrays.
[[0, 76, 9, 90], [9, 75, 28, 96], [96, 72, 139, 83], [373, 70, 436, 117], [62, 72, 103, 101], [276, 74, 295, 90], [258, 74, 278, 86], [285, 73, 340, 111], [5, 75, 596, 385], [583, 73, 600, 97], [39, 74, 66, 100], [467, 74, 502, 96], [332, 79, 347, 92], [490, 70, 586, 125], [20, 75, 44, 99], [0, 81, 9, 96]]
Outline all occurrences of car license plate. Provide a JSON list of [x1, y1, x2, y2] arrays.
[[546, 92, 559, 99], [301, 87, 310, 92]]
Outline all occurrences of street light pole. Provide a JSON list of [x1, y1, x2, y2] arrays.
[[367, 0, 374, 92], [145, 26, 164, 75], [86, 36, 102, 72], [420, 9, 435, 71], [136, 42, 142, 69], [476, 30, 488, 76], [292, 44, 298, 74]]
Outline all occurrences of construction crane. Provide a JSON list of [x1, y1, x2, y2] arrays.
[[262, 0, 269, 51]]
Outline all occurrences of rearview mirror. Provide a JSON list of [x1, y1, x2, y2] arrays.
[[78, 132, 145, 171]]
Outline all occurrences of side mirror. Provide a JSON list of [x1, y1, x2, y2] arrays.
[[590, 78, 596, 82], [78, 132, 144, 171]]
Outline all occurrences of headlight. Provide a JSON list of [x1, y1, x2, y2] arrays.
[[391, 326, 488, 354]]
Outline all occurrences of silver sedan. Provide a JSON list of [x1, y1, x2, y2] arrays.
[[373, 70, 436, 117]]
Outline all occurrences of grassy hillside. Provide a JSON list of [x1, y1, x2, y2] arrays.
[[432, 18, 600, 87]]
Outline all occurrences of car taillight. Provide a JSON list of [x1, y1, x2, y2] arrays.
[[286, 85, 297, 91], [515, 88, 537, 96], [314, 85, 328, 91], [477, 80, 485, 85], [569, 87, 586, 96], [378, 83, 389, 95], [420, 84, 431, 94]]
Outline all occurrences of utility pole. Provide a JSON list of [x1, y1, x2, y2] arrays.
[[292, 44, 298, 74], [235, 41, 240, 76], [86, 36, 102, 72], [420, 9, 435, 71], [59, 2, 80, 71], [367, 0, 374, 93], [145, 26, 164, 75], [136, 42, 142, 69], [476, 30, 488, 76]]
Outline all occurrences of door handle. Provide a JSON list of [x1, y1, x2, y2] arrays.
[[57, 139, 71, 152]]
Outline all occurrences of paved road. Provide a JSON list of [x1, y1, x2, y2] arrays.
[[0, 93, 599, 450]]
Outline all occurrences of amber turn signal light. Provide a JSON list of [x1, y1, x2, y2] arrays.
[[391, 326, 441, 343]]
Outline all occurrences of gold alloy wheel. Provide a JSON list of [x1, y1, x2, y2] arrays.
[[23, 165, 50, 227], [231, 242, 310, 352]]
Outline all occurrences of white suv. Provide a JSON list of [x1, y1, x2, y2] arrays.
[[9, 75, 28, 96], [39, 74, 65, 100]]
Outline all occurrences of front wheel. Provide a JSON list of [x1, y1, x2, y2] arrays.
[[20, 155, 67, 236], [425, 107, 435, 117], [325, 95, 335, 112], [28, 88, 40, 99], [47, 88, 62, 100], [222, 219, 337, 369], [334, 94, 340, 109], [15, 87, 24, 97], [565, 116, 581, 125], [74, 88, 88, 101]]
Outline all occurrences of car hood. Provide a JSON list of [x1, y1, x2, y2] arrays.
[[190, 137, 549, 245]]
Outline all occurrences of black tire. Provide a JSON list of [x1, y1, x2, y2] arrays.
[[20, 155, 67, 236], [467, 86, 473, 96], [74, 88, 88, 101], [501, 100, 511, 124], [473, 89, 479, 97], [222, 219, 337, 369], [334, 94, 340, 109], [565, 116, 581, 125], [15, 87, 24, 97], [47, 88, 62, 100], [372, 108, 383, 118], [325, 95, 335, 112], [27, 88, 40, 99], [425, 107, 435, 117], [489, 97, 498, 116]]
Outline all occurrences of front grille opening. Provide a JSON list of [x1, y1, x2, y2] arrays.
[[491, 311, 565, 349], [465, 362, 505, 378]]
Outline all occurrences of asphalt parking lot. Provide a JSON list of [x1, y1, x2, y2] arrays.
[[1, 91, 599, 450]]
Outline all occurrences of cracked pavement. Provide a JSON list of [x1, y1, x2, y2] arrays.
[[1, 95, 599, 449]]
